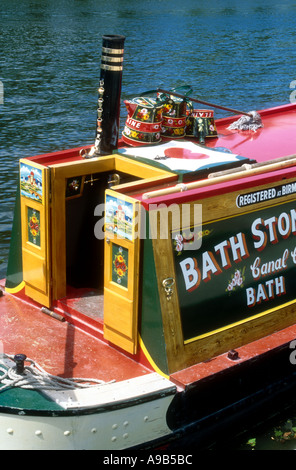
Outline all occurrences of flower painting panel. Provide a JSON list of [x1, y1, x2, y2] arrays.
[[112, 245, 128, 288], [28, 207, 41, 246]]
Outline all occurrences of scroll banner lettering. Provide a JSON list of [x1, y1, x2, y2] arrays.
[[172, 200, 296, 342]]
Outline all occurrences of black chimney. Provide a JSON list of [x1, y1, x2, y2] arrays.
[[85, 35, 125, 158]]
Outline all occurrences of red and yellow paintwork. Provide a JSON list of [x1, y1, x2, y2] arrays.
[[2, 102, 296, 382], [1, 102, 296, 450]]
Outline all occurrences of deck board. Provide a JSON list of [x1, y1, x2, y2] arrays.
[[0, 282, 150, 383]]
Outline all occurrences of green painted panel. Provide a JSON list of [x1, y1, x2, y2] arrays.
[[172, 199, 296, 342], [5, 179, 23, 289], [0, 386, 64, 412], [139, 215, 169, 376]]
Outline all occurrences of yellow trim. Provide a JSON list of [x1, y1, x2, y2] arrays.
[[5, 281, 26, 294], [138, 334, 169, 379], [204, 196, 296, 227], [184, 298, 296, 345]]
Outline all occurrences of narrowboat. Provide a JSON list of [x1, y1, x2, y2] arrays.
[[1, 35, 296, 450]]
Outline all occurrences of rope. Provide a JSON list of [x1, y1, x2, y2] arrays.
[[0, 354, 115, 393], [227, 110, 263, 132]]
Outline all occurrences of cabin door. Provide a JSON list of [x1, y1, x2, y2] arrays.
[[19, 160, 51, 308], [103, 190, 141, 354]]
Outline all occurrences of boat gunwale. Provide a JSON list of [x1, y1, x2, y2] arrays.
[[0, 383, 176, 417]]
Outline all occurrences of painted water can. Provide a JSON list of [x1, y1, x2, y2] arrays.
[[122, 97, 163, 146], [158, 88, 192, 139], [185, 109, 218, 144]]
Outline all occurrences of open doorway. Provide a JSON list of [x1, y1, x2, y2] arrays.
[[63, 171, 107, 322], [62, 170, 141, 323], [49, 153, 176, 335]]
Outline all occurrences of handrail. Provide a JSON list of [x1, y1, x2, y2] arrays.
[[142, 154, 296, 200]]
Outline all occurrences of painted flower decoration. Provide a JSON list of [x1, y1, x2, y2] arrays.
[[163, 104, 173, 114], [156, 109, 163, 121], [174, 234, 184, 254], [174, 128, 184, 135], [136, 108, 150, 121], [29, 212, 40, 243], [173, 229, 212, 255], [113, 249, 128, 284], [226, 268, 245, 293]]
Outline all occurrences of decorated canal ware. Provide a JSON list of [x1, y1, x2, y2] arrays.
[[158, 86, 193, 139], [83, 35, 125, 157], [185, 109, 218, 144], [122, 97, 163, 146]]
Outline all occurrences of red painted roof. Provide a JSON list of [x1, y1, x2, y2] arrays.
[[207, 102, 296, 162], [139, 103, 296, 207]]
